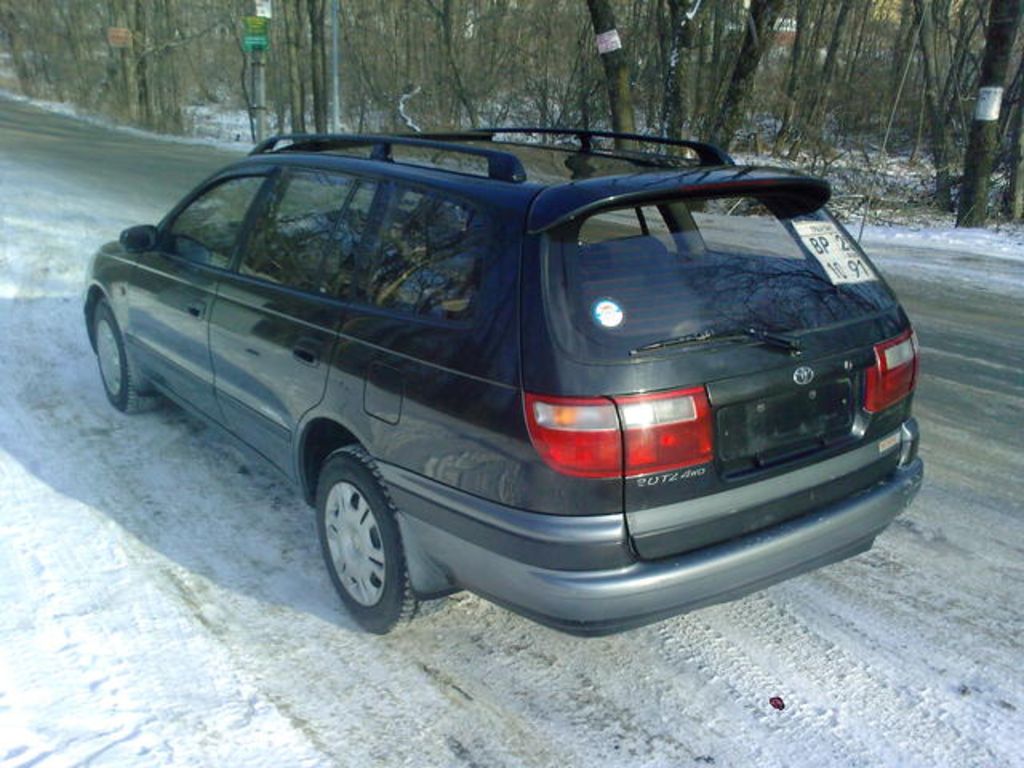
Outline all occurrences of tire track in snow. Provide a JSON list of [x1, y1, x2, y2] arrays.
[[705, 590, 999, 767], [0, 192, 332, 766], [5, 107, 1024, 766], [2, 283, 572, 766]]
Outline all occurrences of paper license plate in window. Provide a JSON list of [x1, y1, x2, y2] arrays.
[[793, 221, 876, 285]]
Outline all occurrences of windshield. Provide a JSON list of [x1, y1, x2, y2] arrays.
[[543, 194, 897, 361]]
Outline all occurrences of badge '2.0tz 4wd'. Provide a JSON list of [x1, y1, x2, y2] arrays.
[[85, 128, 923, 635]]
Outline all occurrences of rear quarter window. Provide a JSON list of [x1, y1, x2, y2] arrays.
[[355, 184, 489, 321]]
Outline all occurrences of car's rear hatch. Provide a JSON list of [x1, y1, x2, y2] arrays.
[[524, 174, 916, 560]]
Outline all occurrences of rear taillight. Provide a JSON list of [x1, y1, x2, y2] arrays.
[[524, 394, 621, 478], [865, 329, 919, 413], [615, 386, 713, 475], [524, 387, 714, 478]]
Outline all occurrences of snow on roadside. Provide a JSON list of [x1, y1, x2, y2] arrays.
[[860, 224, 1024, 299], [0, 156, 330, 765], [2, 102, 1024, 767], [0, 88, 253, 153]]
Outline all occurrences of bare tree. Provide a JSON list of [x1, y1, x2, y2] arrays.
[[308, 0, 328, 132], [661, 0, 702, 141], [584, 0, 638, 145], [957, 0, 1022, 227], [913, 0, 958, 210], [709, 0, 785, 150], [1011, 64, 1024, 219], [0, 0, 1018, 226]]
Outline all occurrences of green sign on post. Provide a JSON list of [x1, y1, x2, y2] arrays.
[[242, 16, 269, 51]]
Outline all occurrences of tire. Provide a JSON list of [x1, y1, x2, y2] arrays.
[[316, 446, 417, 634], [92, 299, 154, 413]]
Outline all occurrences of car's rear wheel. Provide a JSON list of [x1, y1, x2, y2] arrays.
[[92, 300, 153, 413], [316, 446, 417, 633]]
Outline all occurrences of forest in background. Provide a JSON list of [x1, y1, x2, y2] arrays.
[[0, 0, 1022, 226]]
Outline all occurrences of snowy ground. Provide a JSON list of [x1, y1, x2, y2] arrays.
[[1, 97, 1024, 767]]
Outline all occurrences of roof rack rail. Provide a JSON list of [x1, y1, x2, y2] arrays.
[[473, 127, 735, 167], [249, 133, 527, 183]]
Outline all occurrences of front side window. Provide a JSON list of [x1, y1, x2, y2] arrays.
[[357, 185, 487, 321], [167, 176, 265, 268], [241, 170, 357, 292]]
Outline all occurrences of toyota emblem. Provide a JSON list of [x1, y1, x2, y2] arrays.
[[793, 366, 815, 385]]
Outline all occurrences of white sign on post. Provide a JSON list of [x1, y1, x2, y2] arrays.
[[255, 0, 272, 18]]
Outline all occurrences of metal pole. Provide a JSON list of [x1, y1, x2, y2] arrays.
[[330, 0, 341, 132], [253, 48, 267, 142]]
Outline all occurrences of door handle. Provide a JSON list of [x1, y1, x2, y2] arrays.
[[186, 301, 205, 319], [293, 344, 319, 366]]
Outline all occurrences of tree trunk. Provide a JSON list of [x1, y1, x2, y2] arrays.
[[285, 0, 306, 133], [115, 0, 140, 123], [660, 0, 699, 140], [890, 0, 916, 97], [843, 0, 873, 86], [585, 0, 638, 147], [776, 0, 810, 150], [913, 0, 956, 210], [308, 0, 328, 133], [0, 8, 35, 97], [956, 0, 1022, 227], [1010, 94, 1024, 220], [709, 0, 785, 151], [805, 0, 854, 143], [429, 0, 478, 127]]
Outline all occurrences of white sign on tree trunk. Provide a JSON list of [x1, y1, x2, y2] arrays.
[[255, 0, 272, 19], [974, 87, 1003, 122], [595, 29, 622, 55]]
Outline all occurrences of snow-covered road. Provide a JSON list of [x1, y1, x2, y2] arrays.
[[1, 98, 1022, 767]]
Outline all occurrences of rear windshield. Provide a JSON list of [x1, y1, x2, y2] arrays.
[[544, 195, 896, 360]]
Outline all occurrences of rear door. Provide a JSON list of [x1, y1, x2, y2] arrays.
[[129, 175, 267, 419], [537, 194, 906, 557], [209, 168, 377, 473]]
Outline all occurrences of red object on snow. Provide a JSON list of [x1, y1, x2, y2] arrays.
[[769, 696, 785, 710]]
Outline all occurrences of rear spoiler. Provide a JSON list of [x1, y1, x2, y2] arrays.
[[526, 169, 831, 234]]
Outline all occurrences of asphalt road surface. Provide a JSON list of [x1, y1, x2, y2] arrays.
[[1, 96, 1021, 767]]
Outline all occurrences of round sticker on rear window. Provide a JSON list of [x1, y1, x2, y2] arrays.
[[592, 298, 624, 328]]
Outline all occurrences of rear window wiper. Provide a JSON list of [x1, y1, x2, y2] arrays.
[[630, 327, 803, 356]]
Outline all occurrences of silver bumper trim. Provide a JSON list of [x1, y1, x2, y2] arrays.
[[403, 458, 923, 635], [627, 430, 903, 539]]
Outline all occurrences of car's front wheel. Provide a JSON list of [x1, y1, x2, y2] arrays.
[[316, 446, 417, 633], [92, 299, 153, 413]]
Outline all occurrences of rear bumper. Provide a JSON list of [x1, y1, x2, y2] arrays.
[[396, 458, 922, 634]]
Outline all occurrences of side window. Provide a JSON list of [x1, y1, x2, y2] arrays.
[[690, 198, 804, 260], [577, 205, 673, 244], [578, 207, 643, 245], [241, 170, 355, 292], [359, 185, 486, 320], [168, 176, 265, 268], [323, 180, 377, 297]]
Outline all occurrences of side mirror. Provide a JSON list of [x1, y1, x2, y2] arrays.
[[119, 224, 158, 253]]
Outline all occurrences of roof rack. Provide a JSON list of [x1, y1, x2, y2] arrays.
[[473, 127, 735, 167], [249, 133, 527, 183]]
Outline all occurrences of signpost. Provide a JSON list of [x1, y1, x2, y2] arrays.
[[330, 0, 341, 132], [243, 4, 271, 142], [242, 16, 269, 52]]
